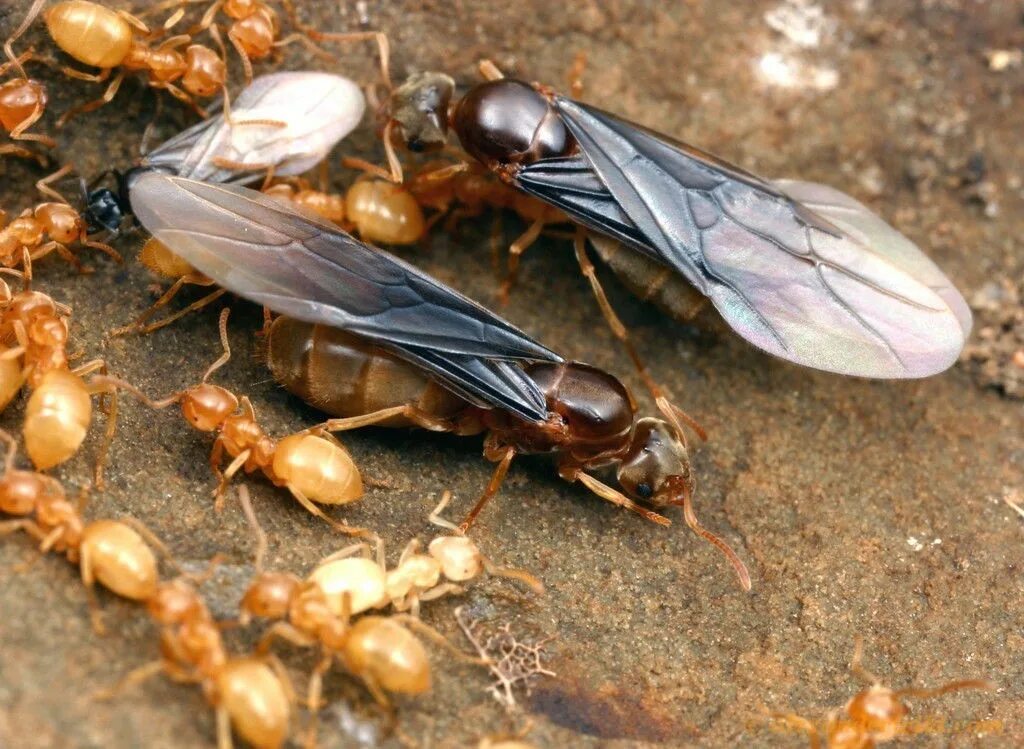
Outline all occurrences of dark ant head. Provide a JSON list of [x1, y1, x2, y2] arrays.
[[453, 78, 576, 169], [81, 184, 126, 234], [616, 418, 692, 508], [389, 71, 455, 152], [80, 166, 159, 234]]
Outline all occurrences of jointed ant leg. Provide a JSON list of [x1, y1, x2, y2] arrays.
[[458, 445, 515, 533], [57, 71, 126, 128], [571, 470, 671, 526], [111, 275, 218, 336], [316, 405, 452, 433], [573, 228, 706, 444], [35, 164, 74, 203], [498, 216, 545, 303]]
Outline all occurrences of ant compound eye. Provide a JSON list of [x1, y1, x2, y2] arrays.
[[636, 483, 653, 499]]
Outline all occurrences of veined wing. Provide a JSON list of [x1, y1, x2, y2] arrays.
[[515, 97, 969, 379], [142, 72, 365, 185], [130, 173, 561, 422]]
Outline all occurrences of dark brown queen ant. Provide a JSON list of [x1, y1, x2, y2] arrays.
[[128, 173, 751, 590]]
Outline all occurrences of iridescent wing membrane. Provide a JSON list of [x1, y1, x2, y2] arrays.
[[130, 173, 560, 422], [515, 97, 970, 378], [142, 72, 365, 185]]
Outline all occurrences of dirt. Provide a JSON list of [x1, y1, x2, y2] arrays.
[[1, 1, 1022, 748]]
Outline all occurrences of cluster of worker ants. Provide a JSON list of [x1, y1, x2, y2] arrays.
[[0, 1, 994, 747]]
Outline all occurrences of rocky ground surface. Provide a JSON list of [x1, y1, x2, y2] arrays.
[[1, 1, 1022, 747]]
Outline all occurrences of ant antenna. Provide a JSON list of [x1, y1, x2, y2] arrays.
[[202, 308, 232, 382], [667, 476, 751, 591], [4, 0, 46, 79], [238, 485, 267, 573]]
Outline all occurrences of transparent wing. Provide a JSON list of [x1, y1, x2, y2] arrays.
[[129, 173, 561, 422], [515, 97, 970, 379], [141, 72, 365, 185]]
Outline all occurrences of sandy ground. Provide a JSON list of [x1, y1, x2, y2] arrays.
[[1, 1, 1022, 747]]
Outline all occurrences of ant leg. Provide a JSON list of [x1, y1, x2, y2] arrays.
[[57, 71, 125, 128], [277, 5, 391, 89], [416, 582, 464, 605], [390, 614, 490, 667], [93, 661, 166, 701], [214, 448, 250, 511], [287, 485, 371, 537], [31, 241, 89, 274], [0, 144, 46, 164], [304, 653, 333, 747], [317, 405, 453, 434], [573, 229, 707, 444], [257, 620, 319, 654], [341, 156, 395, 182], [78, 359, 117, 488], [115, 9, 151, 34], [428, 491, 460, 532], [570, 470, 671, 526], [237, 485, 267, 572], [480, 556, 545, 595], [458, 445, 515, 533], [316, 541, 373, 566], [498, 216, 545, 304], [133, 288, 227, 337], [153, 81, 207, 119], [110, 275, 217, 336], [894, 680, 994, 700], [849, 637, 880, 685], [0, 518, 38, 537], [34, 164, 74, 203], [4, 0, 47, 77], [59, 66, 110, 83], [273, 33, 336, 63], [771, 714, 821, 749], [77, 541, 108, 634], [215, 707, 233, 749]]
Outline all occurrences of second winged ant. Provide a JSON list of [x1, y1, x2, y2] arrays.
[[385, 62, 971, 381], [125, 171, 751, 591]]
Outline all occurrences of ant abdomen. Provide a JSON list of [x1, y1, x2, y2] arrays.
[[266, 317, 466, 423]]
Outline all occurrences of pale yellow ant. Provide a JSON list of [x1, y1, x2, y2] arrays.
[[774, 639, 994, 748], [0, 273, 118, 479], [94, 309, 366, 534], [0, 428, 161, 632], [101, 560, 296, 749], [41, 0, 228, 125]]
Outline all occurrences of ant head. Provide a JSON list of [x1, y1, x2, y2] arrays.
[[388, 71, 455, 152], [80, 178, 128, 235], [616, 417, 692, 508]]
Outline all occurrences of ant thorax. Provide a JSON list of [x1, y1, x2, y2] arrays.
[[487, 361, 635, 463]]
